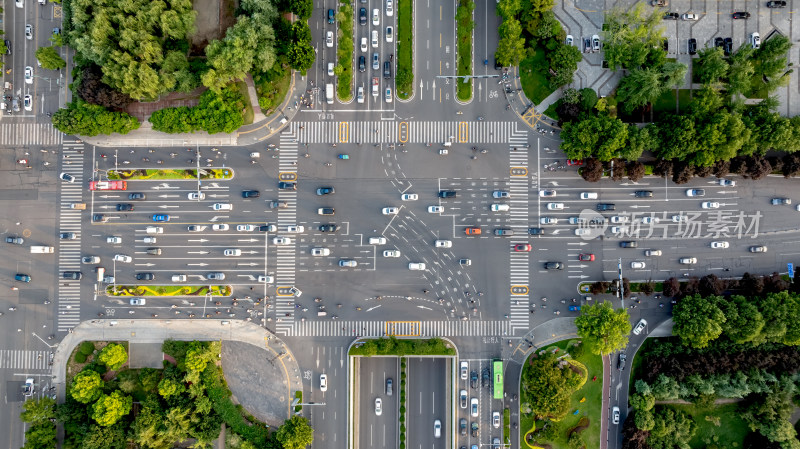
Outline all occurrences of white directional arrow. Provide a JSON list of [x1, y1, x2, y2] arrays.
[[549, 181, 560, 186], [209, 194, 229, 198], [246, 250, 258, 254], [237, 238, 260, 243], [100, 205, 114, 209], [135, 263, 156, 267], [152, 184, 180, 190], [718, 190, 736, 194], [188, 239, 209, 243], [567, 242, 588, 246], [187, 251, 210, 254], [209, 216, 229, 222], [629, 205, 650, 208], [99, 194, 120, 199], [158, 194, 179, 198], [238, 262, 259, 266], [552, 229, 562, 235], [158, 205, 180, 209], [187, 263, 209, 266], [237, 274, 257, 280]]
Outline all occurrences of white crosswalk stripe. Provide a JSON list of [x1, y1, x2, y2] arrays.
[[0, 350, 54, 370], [289, 121, 528, 144], [57, 141, 85, 331], [278, 320, 511, 337], [274, 133, 299, 334], [0, 123, 64, 146]]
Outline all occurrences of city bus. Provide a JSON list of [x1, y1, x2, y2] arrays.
[[492, 359, 503, 399]]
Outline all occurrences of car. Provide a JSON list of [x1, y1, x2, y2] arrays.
[[439, 190, 457, 198], [130, 298, 146, 306], [316, 187, 335, 196], [359, 7, 367, 25], [663, 12, 679, 20], [771, 197, 792, 205], [566, 34, 573, 46], [339, 259, 358, 267], [311, 248, 331, 256], [702, 201, 720, 209], [492, 411, 501, 428], [357, 85, 365, 102], [23, 378, 34, 397], [529, 227, 545, 235], [460, 389, 468, 408], [688, 38, 697, 55], [679, 257, 698, 264], [242, 190, 260, 198], [128, 193, 146, 200], [750, 245, 768, 253], [107, 236, 122, 244], [207, 272, 225, 280], [465, 227, 482, 235], [236, 224, 256, 232], [620, 241, 638, 248], [592, 35, 600, 51], [612, 406, 620, 424], [672, 215, 687, 223], [23, 94, 32, 111], [15, 274, 32, 283], [566, 159, 584, 166], [460, 258, 472, 266], [539, 189, 556, 197], [317, 374, 328, 392], [386, 0, 394, 16], [634, 190, 653, 198], [59, 232, 77, 240], [633, 319, 647, 335], [372, 8, 380, 25], [325, 31, 334, 48], [568, 217, 587, 225], [540, 217, 558, 224], [6, 236, 24, 245], [470, 398, 479, 417], [714, 36, 725, 50], [372, 52, 379, 70], [383, 250, 401, 257], [270, 200, 288, 209], [546, 202, 564, 210], [642, 216, 659, 224], [59, 172, 76, 184], [278, 182, 296, 191], [408, 262, 426, 271], [710, 241, 729, 249], [618, 353, 627, 370], [428, 205, 444, 213], [544, 262, 564, 270], [384, 377, 392, 395], [273, 237, 293, 245], [319, 224, 340, 233], [385, 87, 393, 103], [113, 254, 132, 263], [682, 13, 698, 20], [515, 244, 532, 252], [360, 37, 368, 54], [460, 418, 467, 435], [92, 213, 108, 223], [371, 29, 379, 48], [382, 207, 399, 215], [583, 36, 591, 52], [25, 24, 33, 40], [767, 0, 787, 7], [631, 261, 646, 269], [574, 228, 592, 237], [492, 203, 511, 212], [211, 203, 233, 211], [578, 253, 595, 262], [172, 274, 187, 282], [4, 39, 10, 55], [435, 239, 453, 248], [384, 61, 392, 79], [385, 26, 393, 42], [568, 305, 581, 311], [152, 214, 170, 222], [372, 397, 382, 415], [651, 0, 667, 5], [472, 422, 479, 438], [11, 97, 19, 112], [610, 226, 627, 234], [751, 32, 761, 49], [188, 192, 205, 200], [434, 420, 442, 438], [223, 249, 242, 256], [611, 216, 629, 224], [662, 38, 669, 52], [116, 203, 134, 211], [318, 208, 335, 216], [493, 191, 510, 199], [400, 193, 419, 201], [287, 225, 305, 233], [724, 37, 733, 56], [136, 272, 155, 281], [686, 189, 705, 197], [15, 0, 23, 7], [212, 224, 230, 231], [358, 55, 366, 72], [495, 228, 514, 236], [327, 62, 335, 76], [580, 192, 598, 200], [732, 11, 751, 19], [143, 237, 157, 244], [258, 275, 275, 284], [644, 249, 662, 256], [719, 178, 736, 186]]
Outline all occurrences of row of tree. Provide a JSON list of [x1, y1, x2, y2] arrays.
[[52, 101, 140, 136], [521, 350, 584, 419], [148, 85, 246, 134]]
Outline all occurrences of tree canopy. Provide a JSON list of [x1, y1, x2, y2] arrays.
[[91, 391, 133, 427], [276, 416, 315, 449], [97, 343, 128, 370], [575, 301, 632, 355], [35, 47, 66, 70], [70, 370, 104, 404], [521, 351, 583, 419], [52, 101, 140, 136]]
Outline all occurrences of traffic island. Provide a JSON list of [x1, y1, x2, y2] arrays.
[[396, 0, 414, 100], [106, 285, 232, 297], [455, 0, 475, 102], [108, 167, 233, 180]]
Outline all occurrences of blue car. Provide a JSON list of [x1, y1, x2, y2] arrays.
[[15, 274, 31, 283], [568, 305, 581, 311], [152, 214, 170, 222]]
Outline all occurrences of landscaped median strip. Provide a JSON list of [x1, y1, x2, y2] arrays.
[[455, 0, 475, 102], [106, 285, 231, 297], [108, 168, 233, 180], [396, 0, 413, 100], [336, 1, 354, 101]]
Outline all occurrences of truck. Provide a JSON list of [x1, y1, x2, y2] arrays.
[[30, 246, 55, 254], [372, 77, 379, 97], [325, 83, 334, 104]]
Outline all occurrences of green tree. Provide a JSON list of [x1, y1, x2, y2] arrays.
[[203, 15, 276, 91], [719, 295, 765, 344], [617, 67, 661, 112], [561, 114, 629, 161], [289, 0, 313, 20], [22, 422, 56, 449], [70, 370, 104, 404], [91, 391, 132, 427], [52, 101, 140, 136], [185, 341, 214, 373], [495, 33, 526, 67], [548, 43, 582, 89], [622, 124, 658, 161], [97, 343, 128, 370], [496, 0, 522, 19], [656, 114, 698, 161], [521, 352, 582, 418], [35, 46, 66, 70], [754, 34, 792, 80], [240, 0, 278, 19], [634, 409, 655, 431], [575, 302, 632, 355], [728, 47, 755, 96], [690, 112, 749, 166], [288, 41, 315, 73], [291, 22, 311, 44], [158, 378, 185, 398], [20, 397, 56, 425], [695, 47, 728, 86], [672, 294, 726, 348], [276, 416, 315, 449], [601, 4, 666, 70], [80, 425, 127, 449]]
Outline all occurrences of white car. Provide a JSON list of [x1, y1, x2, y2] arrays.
[[641, 216, 659, 224], [611, 216, 629, 223], [492, 411, 501, 428], [375, 398, 382, 415], [382, 207, 399, 215], [320, 374, 328, 392], [258, 275, 275, 283], [679, 257, 698, 264], [434, 240, 452, 248], [491, 204, 510, 212], [470, 398, 479, 417], [612, 406, 620, 424], [23, 95, 32, 111], [460, 361, 468, 379], [273, 237, 293, 245], [682, 13, 698, 20], [610, 226, 627, 234], [212, 224, 229, 231], [371, 30, 378, 48], [145, 226, 163, 235], [143, 237, 157, 244], [212, 203, 232, 210], [172, 274, 187, 282], [339, 259, 358, 267], [632, 319, 647, 335], [113, 254, 132, 263], [401, 193, 418, 201], [701, 202, 720, 209], [385, 87, 392, 103], [631, 261, 646, 269], [385, 26, 393, 43], [311, 248, 331, 256], [107, 236, 122, 244], [428, 205, 443, 213], [540, 217, 558, 224], [25, 24, 33, 40], [750, 245, 768, 253], [237, 224, 256, 232], [130, 298, 146, 305], [644, 250, 662, 256], [546, 202, 564, 210], [360, 37, 368, 53], [719, 179, 736, 186], [493, 191, 510, 199], [565, 34, 574, 46], [15, 0, 23, 8], [672, 215, 687, 223], [327, 62, 334, 76], [187, 225, 206, 232], [539, 189, 557, 197], [386, 0, 393, 16], [580, 192, 598, 199], [223, 249, 241, 256], [372, 8, 380, 25], [326, 31, 334, 48], [23, 378, 34, 397], [409, 262, 426, 271], [383, 250, 401, 257], [25, 66, 33, 84], [188, 192, 205, 200], [710, 241, 729, 249], [287, 225, 305, 233], [575, 228, 591, 236], [369, 237, 387, 245], [751, 32, 761, 49]]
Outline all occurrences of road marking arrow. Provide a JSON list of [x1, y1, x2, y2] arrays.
[[187, 263, 209, 266], [629, 205, 650, 208], [158, 205, 180, 209], [187, 251, 210, 254], [209, 216, 229, 222], [158, 194, 179, 198], [238, 263, 259, 266], [99, 194, 120, 199], [187, 239, 209, 243]]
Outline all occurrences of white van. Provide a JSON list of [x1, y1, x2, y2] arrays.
[[580, 192, 598, 199], [30, 246, 55, 254], [145, 226, 163, 235], [325, 83, 334, 104], [96, 267, 105, 283]]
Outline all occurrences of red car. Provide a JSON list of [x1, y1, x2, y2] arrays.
[[465, 227, 482, 235], [89, 180, 127, 191], [567, 159, 583, 166], [514, 244, 532, 252], [578, 253, 595, 261]]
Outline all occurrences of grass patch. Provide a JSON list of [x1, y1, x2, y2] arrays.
[[520, 47, 553, 105], [294, 390, 303, 412], [396, 0, 413, 99], [544, 100, 560, 121], [336, 2, 354, 100], [235, 81, 254, 125], [349, 337, 455, 356], [254, 56, 291, 114], [106, 285, 231, 297], [455, 0, 474, 101], [669, 403, 748, 449], [652, 89, 677, 114], [677, 89, 693, 112], [109, 168, 233, 180], [504, 408, 511, 445]]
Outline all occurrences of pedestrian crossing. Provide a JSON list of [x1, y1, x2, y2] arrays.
[[274, 133, 299, 334], [508, 134, 531, 334], [0, 349, 54, 370], [279, 320, 512, 337], [288, 121, 528, 144], [56, 140, 85, 332], [0, 123, 64, 146]]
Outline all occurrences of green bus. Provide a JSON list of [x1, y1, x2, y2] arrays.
[[492, 359, 503, 399]]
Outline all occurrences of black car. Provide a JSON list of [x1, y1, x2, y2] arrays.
[[732, 11, 751, 19], [259, 224, 277, 232], [278, 181, 297, 190], [383, 61, 391, 79], [327, 8, 335, 24], [92, 214, 107, 223], [319, 224, 340, 233], [136, 273, 155, 281], [438, 190, 457, 198], [494, 58, 502, 70], [634, 190, 653, 198], [359, 7, 367, 25], [663, 12, 679, 19], [724, 38, 732, 56], [688, 38, 697, 55], [767, 1, 786, 7], [620, 241, 638, 248], [460, 419, 467, 436], [662, 39, 668, 52], [470, 370, 478, 389], [128, 192, 146, 200], [318, 207, 335, 215], [528, 228, 544, 235], [5, 236, 23, 244], [618, 353, 627, 370], [583, 37, 591, 52], [358, 56, 366, 72], [242, 190, 260, 198], [62, 271, 82, 280], [494, 228, 514, 236], [714, 37, 724, 50], [59, 232, 76, 240], [596, 203, 615, 211], [4, 40, 10, 55], [544, 262, 564, 270], [116, 203, 134, 211]]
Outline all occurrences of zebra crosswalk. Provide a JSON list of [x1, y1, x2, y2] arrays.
[[0, 349, 54, 371], [0, 123, 63, 146], [57, 140, 85, 332], [279, 320, 512, 337], [508, 139, 531, 334], [288, 121, 528, 144], [274, 133, 299, 335]]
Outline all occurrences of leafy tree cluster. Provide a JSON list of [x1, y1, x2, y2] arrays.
[[68, 0, 198, 100], [20, 397, 57, 449], [52, 101, 140, 136], [97, 343, 128, 371], [75, 65, 135, 110], [627, 405, 696, 449], [521, 351, 583, 419], [740, 379, 800, 447], [574, 301, 632, 355], [335, 4, 354, 98], [35, 46, 66, 70], [149, 85, 245, 134]]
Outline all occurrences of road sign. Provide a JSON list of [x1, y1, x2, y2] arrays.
[[789, 263, 794, 279]]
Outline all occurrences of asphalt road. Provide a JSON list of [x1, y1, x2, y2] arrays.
[[407, 357, 447, 449], [357, 357, 398, 449]]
